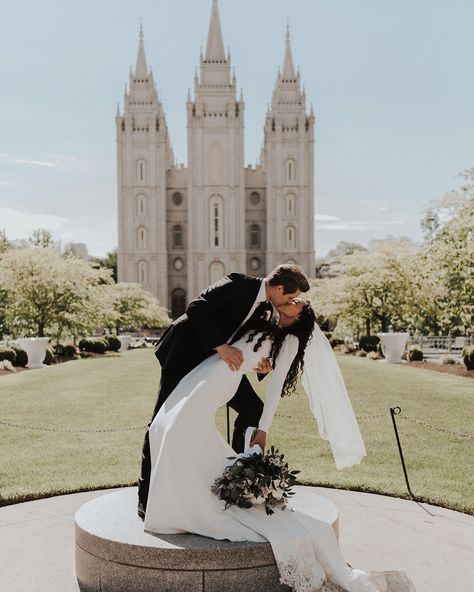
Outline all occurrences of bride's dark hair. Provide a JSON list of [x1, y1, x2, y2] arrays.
[[243, 301, 316, 397]]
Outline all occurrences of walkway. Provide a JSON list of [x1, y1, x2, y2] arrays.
[[0, 487, 473, 592]]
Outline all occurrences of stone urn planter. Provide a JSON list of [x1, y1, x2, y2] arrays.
[[15, 337, 50, 369], [118, 335, 131, 353], [377, 332, 409, 364]]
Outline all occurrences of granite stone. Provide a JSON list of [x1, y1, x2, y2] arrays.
[[74, 486, 338, 592]]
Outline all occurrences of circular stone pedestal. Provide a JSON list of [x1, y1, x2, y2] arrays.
[[75, 486, 338, 592]]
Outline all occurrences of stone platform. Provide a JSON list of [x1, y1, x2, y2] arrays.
[[75, 486, 339, 592]]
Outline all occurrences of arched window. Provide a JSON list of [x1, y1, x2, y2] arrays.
[[286, 158, 296, 183], [136, 159, 147, 183], [209, 261, 225, 284], [171, 288, 186, 319], [286, 194, 296, 217], [209, 195, 223, 248], [172, 224, 183, 249], [137, 226, 147, 250], [137, 260, 148, 284], [136, 194, 146, 217], [249, 224, 261, 249], [285, 226, 296, 250]]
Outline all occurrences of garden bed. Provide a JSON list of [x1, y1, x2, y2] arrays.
[[406, 360, 474, 379]]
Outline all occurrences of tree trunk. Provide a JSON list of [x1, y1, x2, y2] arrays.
[[38, 323, 44, 337], [365, 318, 371, 336]]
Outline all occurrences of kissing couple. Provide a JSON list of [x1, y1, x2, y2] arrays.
[[136, 264, 407, 592]]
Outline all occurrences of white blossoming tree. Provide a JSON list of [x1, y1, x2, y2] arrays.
[[110, 282, 170, 334], [0, 247, 113, 339], [308, 239, 419, 336], [420, 168, 474, 332]]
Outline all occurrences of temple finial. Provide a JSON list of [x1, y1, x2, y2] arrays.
[[205, 0, 226, 62]]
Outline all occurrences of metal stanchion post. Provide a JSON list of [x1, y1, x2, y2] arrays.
[[390, 406, 415, 499]]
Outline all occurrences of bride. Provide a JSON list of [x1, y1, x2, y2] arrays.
[[144, 299, 377, 592]]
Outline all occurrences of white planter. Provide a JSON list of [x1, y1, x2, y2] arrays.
[[16, 337, 50, 369], [377, 332, 409, 364], [118, 335, 131, 353]]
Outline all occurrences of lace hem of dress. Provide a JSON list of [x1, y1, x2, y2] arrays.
[[277, 558, 346, 592]]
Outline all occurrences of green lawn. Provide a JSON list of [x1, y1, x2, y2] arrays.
[[1, 349, 472, 514]]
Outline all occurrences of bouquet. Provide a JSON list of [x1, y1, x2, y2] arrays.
[[211, 445, 300, 515]]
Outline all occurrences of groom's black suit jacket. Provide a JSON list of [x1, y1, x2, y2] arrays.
[[155, 272, 265, 373]]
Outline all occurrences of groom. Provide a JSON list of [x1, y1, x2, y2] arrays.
[[137, 264, 310, 519]]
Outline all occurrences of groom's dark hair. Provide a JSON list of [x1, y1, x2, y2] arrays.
[[267, 264, 310, 294]]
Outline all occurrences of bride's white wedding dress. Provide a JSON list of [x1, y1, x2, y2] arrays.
[[144, 332, 377, 592]]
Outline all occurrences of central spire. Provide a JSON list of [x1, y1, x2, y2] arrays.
[[204, 0, 226, 62], [135, 22, 149, 78], [281, 24, 296, 82]]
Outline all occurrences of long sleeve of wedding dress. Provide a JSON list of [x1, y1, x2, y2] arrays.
[[144, 332, 378, 592]]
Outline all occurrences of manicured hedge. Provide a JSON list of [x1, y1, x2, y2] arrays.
[[462, 345, 474, 370], [408, 347, 423, 362]]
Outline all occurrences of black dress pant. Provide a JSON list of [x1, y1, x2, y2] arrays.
[[137, 369, 263, 512]]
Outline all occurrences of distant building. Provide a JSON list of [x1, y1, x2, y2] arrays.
[[116, 0, 315, 317], [65, 242, 89, 260]]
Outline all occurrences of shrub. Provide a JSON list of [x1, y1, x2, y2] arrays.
[[367, 351, 380, 360], [104, 335, 121, 352], [462, 346, 474, 370], [78, 339, 89, 352], [408, 347, 423, 362], [359, 335, 380, 352], [0, 348, 17, 364], [63, 344, 77, 357], [324, 332, 332, 341], [54, 343, 65, 357], [442, 356, 457, 365], [11, 347, 28, 367], [79, 338, 107, 354], [329, 337, 345, 349], [356, 349, 367, 357], [43, 347, 54, 365]]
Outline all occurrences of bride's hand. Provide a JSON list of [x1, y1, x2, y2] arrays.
[[254, 357, 272, 374], [250, 429, 267, 451], [215, 344, 244, 371]]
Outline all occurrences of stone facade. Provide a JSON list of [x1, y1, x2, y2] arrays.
[[116, 0, 315, 317]]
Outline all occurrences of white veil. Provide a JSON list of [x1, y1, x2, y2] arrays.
[[301, 323, 366, 469]]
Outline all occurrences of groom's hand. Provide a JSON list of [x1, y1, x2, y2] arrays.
[[255, 357, 272, 374], [250, 429, 267, 451], [215, 344, 244, 371]]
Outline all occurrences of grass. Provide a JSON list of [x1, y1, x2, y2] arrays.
[[0, 349, 473, 514]]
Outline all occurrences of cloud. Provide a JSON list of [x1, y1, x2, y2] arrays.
[[0, 153, 58, 167], [318, 219, 406, 231], [0, 208, 69, 238], [315, 214, 339, 221]]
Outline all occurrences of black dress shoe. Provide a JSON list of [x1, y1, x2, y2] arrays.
[[137, 502, 146, 521]]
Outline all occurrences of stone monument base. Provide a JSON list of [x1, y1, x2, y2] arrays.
[[75, 486, 338, 592]]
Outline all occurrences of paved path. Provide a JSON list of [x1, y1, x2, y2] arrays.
[[0, 487, 473, 592]]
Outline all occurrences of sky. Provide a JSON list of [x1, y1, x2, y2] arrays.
[[0, 0, 473, 258]]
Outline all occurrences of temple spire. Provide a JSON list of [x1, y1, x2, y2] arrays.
[[135, 22, 149, 78], [204, 0, 226, 62], [281, 23, 296, 81]]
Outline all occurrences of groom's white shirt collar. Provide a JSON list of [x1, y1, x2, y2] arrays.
[[257, 279, 267, 303]]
